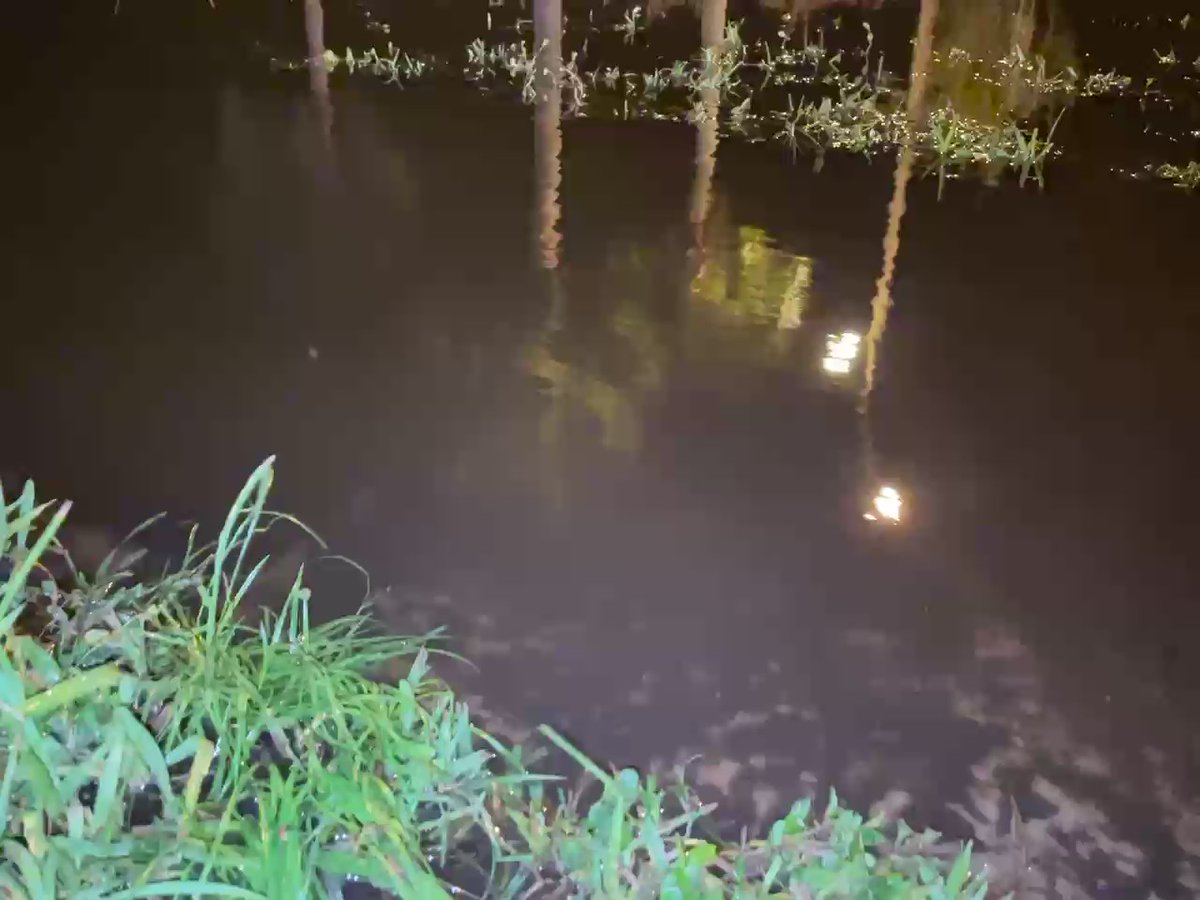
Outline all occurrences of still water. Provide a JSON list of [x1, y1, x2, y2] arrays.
[[4, 0, 1200, 894]]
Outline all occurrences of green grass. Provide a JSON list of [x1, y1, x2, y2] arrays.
[[1, 461, 988, 898]]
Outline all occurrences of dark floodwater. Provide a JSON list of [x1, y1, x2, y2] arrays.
[[5, 0, 1200, 894]]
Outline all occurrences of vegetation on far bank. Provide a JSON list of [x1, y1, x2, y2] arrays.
[[0, 460, 988, 898]]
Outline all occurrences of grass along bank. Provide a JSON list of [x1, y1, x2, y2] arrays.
[[0, 460, 987, 898]]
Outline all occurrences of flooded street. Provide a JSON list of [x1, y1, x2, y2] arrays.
[[4, 0, 1200, 894]]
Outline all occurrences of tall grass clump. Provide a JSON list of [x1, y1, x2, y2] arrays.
[[1, 460, 988, 898]]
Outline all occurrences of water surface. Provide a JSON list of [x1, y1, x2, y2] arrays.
[[4, 0, 1200, 894]]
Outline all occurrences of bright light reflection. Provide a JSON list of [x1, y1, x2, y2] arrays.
[[864, 485, 903, 523], [822, 331, 861, 375], [822, 356, 852, 374]]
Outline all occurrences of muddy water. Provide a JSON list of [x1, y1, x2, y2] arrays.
[[4, 0, 1200, 894]]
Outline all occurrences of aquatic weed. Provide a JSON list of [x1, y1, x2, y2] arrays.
[[296, 12, 1156, 194], [924, 104, 1060, 197], [324, 44, 436, 86], [642, 68, 670, 99], [616, 5, 643, 43], [1156, 160, 1200, 192]]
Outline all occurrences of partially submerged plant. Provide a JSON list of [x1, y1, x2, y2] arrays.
[[1156, 160, 1200, 192], [616, 5, 644, 43], [298, 9, 1161, 194], [323, 44, 438, 85], [1, 462, 989, 897], [924, 105, 1062, 197], [1079, 69, 1133, 96]]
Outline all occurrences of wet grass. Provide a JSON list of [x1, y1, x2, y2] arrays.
[[0, 461, 988, 898]]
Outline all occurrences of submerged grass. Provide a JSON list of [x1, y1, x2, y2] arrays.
[[1, 461, 987, 898]]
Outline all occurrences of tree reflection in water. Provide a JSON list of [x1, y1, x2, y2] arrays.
[[929, 0, 1077, 128], [521, 0, 1082, 495]]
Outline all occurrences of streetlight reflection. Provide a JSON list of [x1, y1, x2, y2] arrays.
[[822, 331, 861, 375], [864, 485, 903, 523]]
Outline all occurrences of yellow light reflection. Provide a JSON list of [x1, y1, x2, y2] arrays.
[[863, 485, 903, 523], [822, 331, 861, 375]]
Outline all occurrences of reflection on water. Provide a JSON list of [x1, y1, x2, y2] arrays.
[[526, 0, 825, 471], [775, 257, 810, 332], [860, 0, 939, 407], [303, 0, 334, 157], [689, 0, 725, 245], [821, 330, 861, 375], [686, 0, 816, 352], [529, 0, 569, 501], [853, 0, 938, 535], [692, 227, 813, 331], [533, 0, 563, 271], [930, 0, 1077, 128], [864, 484, 903, 523]]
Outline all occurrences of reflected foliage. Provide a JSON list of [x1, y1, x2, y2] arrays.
[[525, 246, 672, 460], [526, 340, 645, 454], [928, 0, 1078, 126], [524, 222, 813, 466], [692, 225, 813, 333]]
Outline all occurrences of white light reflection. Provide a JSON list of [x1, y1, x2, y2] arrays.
[[822, 331, 861, 375], [863, 485, 903, 523]]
